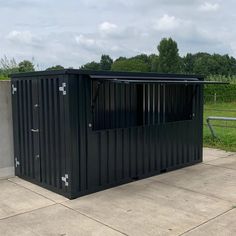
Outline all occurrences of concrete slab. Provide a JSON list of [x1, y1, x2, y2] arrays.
[[63, 178, 232, 236], [152, 163, 236, 203], [0, 204, 124, 236], [0, 148, 235, 235], [203, 148, 233, 163], [183, 209, 236, 236], [203, 148, 233, 158], [0, 180, 54, 220], [205, 155, 236, 170], [8, 177, 68, 204]]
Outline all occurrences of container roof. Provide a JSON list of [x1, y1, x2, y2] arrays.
[[10, 69, 228, 84], [11, 69, 204, 80]]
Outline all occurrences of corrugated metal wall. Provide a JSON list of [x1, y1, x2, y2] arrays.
[[11, 76, 70, 195], [68, 75, 203, 197], [12, 72, 203, 198]]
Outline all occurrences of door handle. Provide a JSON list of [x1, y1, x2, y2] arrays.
[[31, 129, 39, 133]]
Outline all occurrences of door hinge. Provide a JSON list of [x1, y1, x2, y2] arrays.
[[61, 174, 69, 186], [59, 83, 67, 95], [15, 157, 20, 168], [12, 85, 17, 95]]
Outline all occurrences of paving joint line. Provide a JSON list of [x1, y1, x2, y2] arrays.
[[203, 152, 235, 160], [0, 203, 57, 221], [0, 177, 13, 181], [203, 157, 222, 163], [7, 179, 69, 204], [151, 178, 235, 204], [178, 207, 235, 236], [225, 153, 236, 157], [203, 155, 223, 163], [60, 203, 129, 236]]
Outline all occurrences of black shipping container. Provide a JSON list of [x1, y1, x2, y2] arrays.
[[11, 70, 223, 199]]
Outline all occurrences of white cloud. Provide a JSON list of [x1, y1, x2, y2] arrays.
[[0, 0, 235, 68], [110, 45, 121, 51], [75, 34, 96, 47], [154, 14, 180, 31], [6, 30, 35, 44], [199, 2, 220, 12], [99, 22, 117, 32]]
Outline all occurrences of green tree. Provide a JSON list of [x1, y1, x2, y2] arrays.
[[18, 60, 35, 72], [157, 38, 181, 73], [149, 54, 159, 72], [80, 61, 100, 70], [111, 58, 150, 72], [100, 55, 113, 70], [111, 54, 154, 72], [192, 53, 221, 76], [46, 65, 64, 71], [182, 53, 195, 74], [0, 56, 19, 76], [115, 56, 127, 62]]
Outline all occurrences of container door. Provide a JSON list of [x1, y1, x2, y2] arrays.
[[31, 79, 41, 181], [38, 76, 69, 192], [12, 77, 68, 192], [11, 78, 41, 180]]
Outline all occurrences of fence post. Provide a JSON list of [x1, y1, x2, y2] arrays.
[[214, 93, 217, 103]]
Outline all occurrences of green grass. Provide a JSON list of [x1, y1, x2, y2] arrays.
[[0, 75, 9, 80], [204, 102, 236, 151]]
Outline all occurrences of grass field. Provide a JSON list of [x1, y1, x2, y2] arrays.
[[203, 102, 236, 151]]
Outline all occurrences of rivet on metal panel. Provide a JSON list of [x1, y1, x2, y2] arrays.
[[15, 157, 20, 168], [61, 174, 69, 186]]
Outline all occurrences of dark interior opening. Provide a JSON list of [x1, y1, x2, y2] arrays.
[[91, 80, 195, 131]]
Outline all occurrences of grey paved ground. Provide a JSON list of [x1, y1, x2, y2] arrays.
[[0, 148, 235, 236]]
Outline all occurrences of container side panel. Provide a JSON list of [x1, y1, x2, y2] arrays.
[[108, 131, 116, 183], [22, 80, 29, 177], [130, 127, 137, 178], [27, 80, 33, 178], [123, 129, 130, 179], [58, 76, 67, 191], [77, 76, 92, 191], [18, 80, 26, 176], [38, 76, 67, 191], [101, 131, 110, 185], [52, 78, 61, 188], [67, 75, 204, 198], [31, 79, 40, 181], [116, 129, 123, 180]]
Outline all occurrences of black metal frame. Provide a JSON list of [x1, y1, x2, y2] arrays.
[[11, 69, 224, 199]]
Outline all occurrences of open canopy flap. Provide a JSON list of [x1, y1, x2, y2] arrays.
[[89, 75, 229, 85]]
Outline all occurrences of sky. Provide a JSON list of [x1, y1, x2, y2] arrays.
[[0, 0, 235, 69]]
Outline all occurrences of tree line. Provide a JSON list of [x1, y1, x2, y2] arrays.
[[0, 56, 64, 79], [81, 38, 236, 77], [1, 38, 236, 78]]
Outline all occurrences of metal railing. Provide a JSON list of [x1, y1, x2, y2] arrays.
[[206, 116, 236, 138]]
